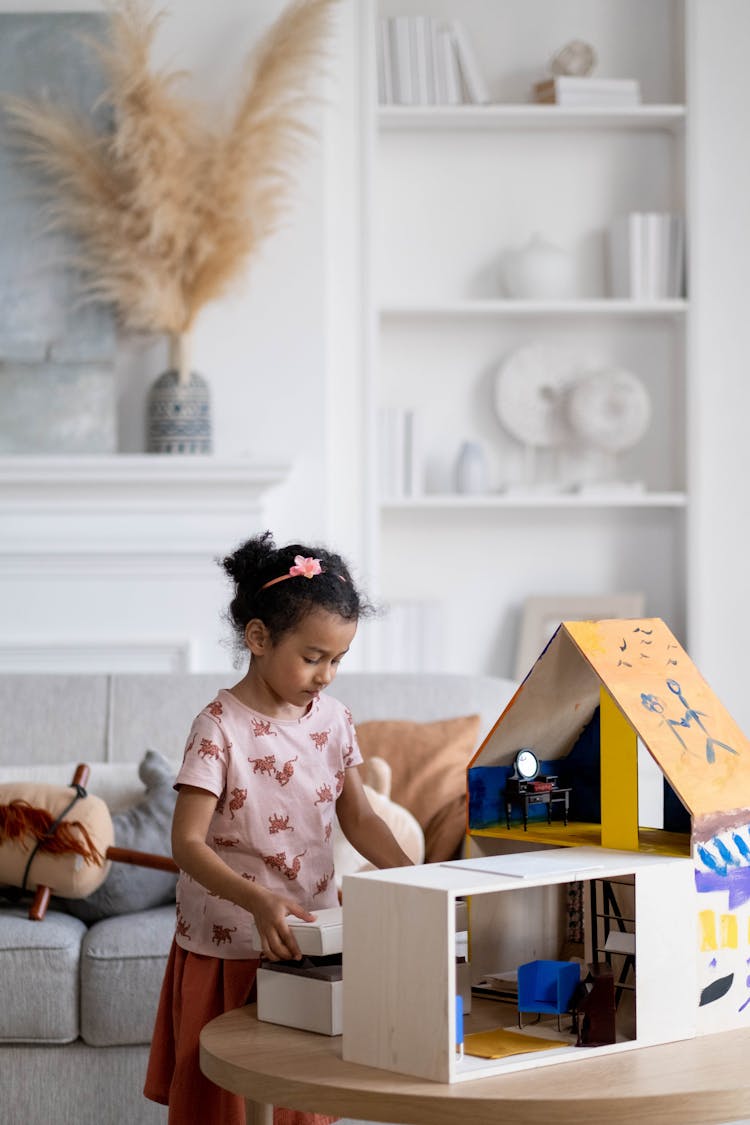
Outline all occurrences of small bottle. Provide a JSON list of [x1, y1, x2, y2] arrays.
[[455, 441, 488, 495]]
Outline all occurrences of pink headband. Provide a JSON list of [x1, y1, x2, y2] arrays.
[[259, 555, 347, 594], [260, 555, 324, 592]]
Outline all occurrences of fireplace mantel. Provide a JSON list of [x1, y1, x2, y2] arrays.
[[0, 455, 291, 671], [0, 455, 289, 513]]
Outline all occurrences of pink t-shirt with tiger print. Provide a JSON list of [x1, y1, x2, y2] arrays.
[[173, 688, 362, 958]]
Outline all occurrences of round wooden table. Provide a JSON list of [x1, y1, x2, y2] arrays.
[[200, 1004, 750, 1125]]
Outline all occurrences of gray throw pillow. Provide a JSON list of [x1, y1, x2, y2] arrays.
[[58, 749, 178, 923]]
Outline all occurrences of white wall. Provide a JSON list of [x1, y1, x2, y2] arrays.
[[686, 0, 750, 727]]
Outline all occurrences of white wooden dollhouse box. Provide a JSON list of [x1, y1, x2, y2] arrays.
[[342, 618, 750, 1083]]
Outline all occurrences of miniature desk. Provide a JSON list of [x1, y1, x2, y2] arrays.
[[504, 785, 571, 830], [199, 1003, 750, 1125]]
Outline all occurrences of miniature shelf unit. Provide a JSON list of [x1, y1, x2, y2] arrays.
[[342, 846, 694, 1083]]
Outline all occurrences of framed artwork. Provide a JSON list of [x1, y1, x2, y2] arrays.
[[514, 593, 646, 681], [0, 13, 113, 362]]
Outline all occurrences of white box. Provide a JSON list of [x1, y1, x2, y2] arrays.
[[248, 905, 343, 956], [257, 963, 343, 1036]]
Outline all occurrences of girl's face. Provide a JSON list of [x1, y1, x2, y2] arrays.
[[249, 608, 357, 712]]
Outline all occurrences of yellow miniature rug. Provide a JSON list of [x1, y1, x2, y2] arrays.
[[463, 1027, 565, 1059]]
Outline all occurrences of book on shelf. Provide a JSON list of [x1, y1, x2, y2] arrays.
[[435, 23, 462, 105], [387, 16, 415, 105], [378, 16, 487, 106], [377, 18, 394, 104], [411, 15, 435, 105], [378, 406, 423, 499], [608, 212, 685, 300], [448, 19, 490, 104], [532, 76, 641, 107]]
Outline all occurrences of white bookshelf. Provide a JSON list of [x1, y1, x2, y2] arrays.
[[364, 0, 689, 678]]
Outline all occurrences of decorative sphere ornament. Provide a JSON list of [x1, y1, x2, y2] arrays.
[[549, 40, 597, 78], [566, 368, 651, 454]]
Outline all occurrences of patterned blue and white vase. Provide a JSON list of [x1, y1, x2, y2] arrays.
[[146, 369, 212, 454]]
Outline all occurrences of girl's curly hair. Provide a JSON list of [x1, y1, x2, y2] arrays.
[[221, 530, 374, 646]]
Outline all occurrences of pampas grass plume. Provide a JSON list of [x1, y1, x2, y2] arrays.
[[2, 0, 337, 381]]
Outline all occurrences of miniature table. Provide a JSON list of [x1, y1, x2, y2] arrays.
[[200, 1002, 750, 1125], [505, 785, 571, 830]]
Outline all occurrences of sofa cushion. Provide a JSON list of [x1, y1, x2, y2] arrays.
[[0, 676, 111, 766], [355, 714, 481, 862], [0, 906, 86, 1042], [80, 905, 175, 1046], [59, 750, 178, 923]]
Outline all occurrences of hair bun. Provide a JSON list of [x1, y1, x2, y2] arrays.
[[221, 530, 276, 585]]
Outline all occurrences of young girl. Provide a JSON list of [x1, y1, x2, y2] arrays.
[[144, 531, 413, 1125]]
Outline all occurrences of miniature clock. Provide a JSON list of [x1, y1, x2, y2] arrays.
[[513, 748, 540, 781]]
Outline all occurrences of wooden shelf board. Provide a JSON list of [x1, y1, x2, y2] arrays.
[[470, 822, 690, 857], [380, 299, 688, 319], [381, 492, 688, 511], [379, 104, 686, 133]]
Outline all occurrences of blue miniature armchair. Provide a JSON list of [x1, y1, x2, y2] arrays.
[[517, 959, 581, 1031]]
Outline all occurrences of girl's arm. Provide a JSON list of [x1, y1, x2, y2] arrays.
[[172, 784, 314, 961], [336, 768, 414, 870]]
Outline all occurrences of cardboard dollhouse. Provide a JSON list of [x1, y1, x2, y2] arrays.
[[468, 617, 750, 1031], [342, 618, 750, 1082]]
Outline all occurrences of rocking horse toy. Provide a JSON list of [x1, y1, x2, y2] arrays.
[[0, 763, 177, 920]]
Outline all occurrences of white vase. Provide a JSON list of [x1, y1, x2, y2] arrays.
[[504, 233, 575, 300], [455, 441, 488, 494]]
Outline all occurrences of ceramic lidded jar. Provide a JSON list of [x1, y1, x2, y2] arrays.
[[503, 233, 576, 300]]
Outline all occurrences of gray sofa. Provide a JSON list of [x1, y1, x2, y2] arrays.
[[0, 671, 514, 1125]]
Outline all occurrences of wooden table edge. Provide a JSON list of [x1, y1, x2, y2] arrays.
[[200, 1004, 750, 1125]]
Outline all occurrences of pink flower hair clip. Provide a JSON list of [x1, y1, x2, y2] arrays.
[[289, 556, 323, 579], [259, 556, 324, 592]]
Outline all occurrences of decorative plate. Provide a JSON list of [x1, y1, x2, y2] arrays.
[[493, 343, 578, 448]]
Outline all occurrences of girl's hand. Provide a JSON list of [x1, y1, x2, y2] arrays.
[[250, 889, 316, 961]]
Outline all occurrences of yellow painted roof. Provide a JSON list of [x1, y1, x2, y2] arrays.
[[469, 618, 750, 822], [562, 618, 750, 819]]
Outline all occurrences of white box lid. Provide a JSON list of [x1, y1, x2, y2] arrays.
[[250, 905, 343, 956]]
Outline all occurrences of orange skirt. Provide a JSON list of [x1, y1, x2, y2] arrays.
[[144, 938, 337, 1125]]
